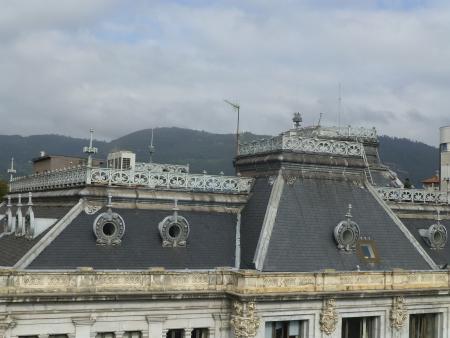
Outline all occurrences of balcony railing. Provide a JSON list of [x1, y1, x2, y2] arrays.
[[10, 166, 253, 194], [239, 133, 363, 157], [375, 187, 449, 204]]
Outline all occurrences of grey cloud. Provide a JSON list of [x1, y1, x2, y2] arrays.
[[0, 0, 449, 145]]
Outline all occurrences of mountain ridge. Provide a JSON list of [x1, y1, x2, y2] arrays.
[[0, 127, 439, 187]]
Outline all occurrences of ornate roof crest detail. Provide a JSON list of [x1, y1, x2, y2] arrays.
[[320, 298, 338, 335], [230, 301, 260, 338]]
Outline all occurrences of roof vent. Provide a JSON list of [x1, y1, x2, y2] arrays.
[[334, 204, 360, 251], [419, 210, 447, 250]]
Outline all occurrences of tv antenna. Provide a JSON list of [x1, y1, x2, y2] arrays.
[[317, 112, 324, 127], [338, 83, 342, 128], [224, 99, 241, 157]]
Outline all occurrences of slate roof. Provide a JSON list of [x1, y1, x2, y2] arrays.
[[28, 208, 237, 270], [0, 206, 71, 267], [240, 177, 273, 269], [262, 177, 431, 272], [401, 218, 450, 267]]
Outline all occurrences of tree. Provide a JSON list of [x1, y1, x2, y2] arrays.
[[0, 180, 8, 199], [404, 178, 412, 189]]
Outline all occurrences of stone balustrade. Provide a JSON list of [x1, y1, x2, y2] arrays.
[[0, 269, 448, 297]]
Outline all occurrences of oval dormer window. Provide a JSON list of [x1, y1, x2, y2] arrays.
[[334, 204, 360, 252]]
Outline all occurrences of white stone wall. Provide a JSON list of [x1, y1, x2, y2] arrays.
[[2, 294, 450, 338]]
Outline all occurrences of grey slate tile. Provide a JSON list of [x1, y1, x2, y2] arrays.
[[240, 177, 273, 269], [29, 208, 237, 270], [401, 218, 450, 267], [263, 177, 431, 272]]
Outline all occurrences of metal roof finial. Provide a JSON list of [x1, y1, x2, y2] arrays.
[[107, 193, 113, 207], [7, 157, 16, 182], [345, 203, 353, 220], [293, 112, 302, 129], [437, 209, 442, 224], [83, 128, 98, 167], [149, 128, 155, 163], [173, 198, 179, 220]]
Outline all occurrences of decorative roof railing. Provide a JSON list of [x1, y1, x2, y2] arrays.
[[134, 162, 189, 173], [238, 133, 364, 157], [89, 168, 252, 193], [9, 166, 87, 192], [314, 126, 377, 141], [9, 166, 253, 194], [376, 187, 449, 204]]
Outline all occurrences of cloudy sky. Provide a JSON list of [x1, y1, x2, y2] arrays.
[[1, 0, 449, 145]]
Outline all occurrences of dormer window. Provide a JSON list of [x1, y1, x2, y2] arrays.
[[419, 210, 447, 250], [334, 204, 360, 252], [159, 199, 190, 247], [356, 240, 379, 263]]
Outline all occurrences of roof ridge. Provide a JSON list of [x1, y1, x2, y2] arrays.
[[14, 199, 84, 269]]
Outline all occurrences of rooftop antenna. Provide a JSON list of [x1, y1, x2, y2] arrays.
[[224, 99, 240, 157], [338, 83, 342, 128], [149, 128, 155, 163], [83, 128, 98, 167], [7, 157, 16, 183], [317, 112, 323, 127]]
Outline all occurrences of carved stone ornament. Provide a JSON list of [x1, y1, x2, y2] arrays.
[[390, 296, 407, 330], [0, 315, 16, 336], [230, 301, 260, 338], [93, 196, 125, 245], [320, 298, 338, 335], [334, 204, 360, 251], [159, 200, 190, 247], [84, 204, 101, 215]]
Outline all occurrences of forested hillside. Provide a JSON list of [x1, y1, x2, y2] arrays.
[[0, 128, 439, 187]]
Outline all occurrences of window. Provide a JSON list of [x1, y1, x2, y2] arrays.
[[410, 313, 439, 338], [124, 332, 142, 338], [166, 330, 183, 338], [342, 317, 377, 338], [122, 158, 131, 170], [96, 333, 115, 338], [191, 329, 208, 338], [265, 320, 308, 338], [49, 335, 68, 338], [356, 240, 379, 263]]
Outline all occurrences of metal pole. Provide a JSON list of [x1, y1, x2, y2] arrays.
[[236, 106, 240, 157]]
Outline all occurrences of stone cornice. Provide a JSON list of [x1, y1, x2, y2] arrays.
[[0, 269, 450, 300]]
